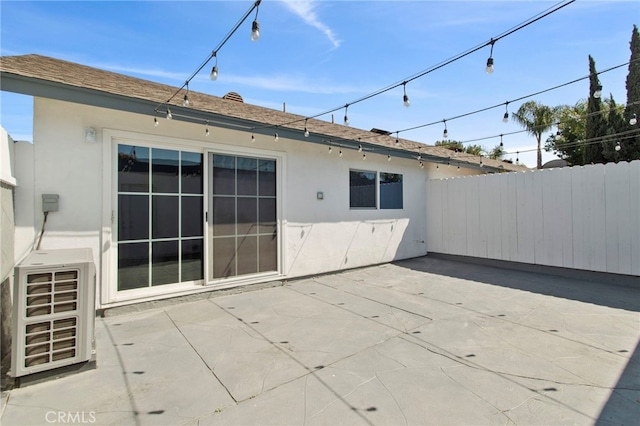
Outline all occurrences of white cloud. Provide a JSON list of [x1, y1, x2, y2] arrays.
[[214, 73, 360, 95], [279, 0, 341, 48]]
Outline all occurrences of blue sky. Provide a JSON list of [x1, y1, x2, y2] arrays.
[[1, 0, 638, 168]]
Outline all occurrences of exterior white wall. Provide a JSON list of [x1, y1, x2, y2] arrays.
[[426, 161, 640, 276], [17, 97, 488, 307]]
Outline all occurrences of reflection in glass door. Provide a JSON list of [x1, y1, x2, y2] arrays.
[[209, 154, 277, 279], [116, 144, 204, 291]]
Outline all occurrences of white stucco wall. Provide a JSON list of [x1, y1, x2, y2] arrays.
[[17, 97, 487, 307]]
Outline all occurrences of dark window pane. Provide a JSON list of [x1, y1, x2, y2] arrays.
[[212, 155, 235, 195], [182, 196, 203, 237], [152, 241, 179, 286], [152, 148, 179, 193], [182, 152, 203, 194], [118, 242, 149, 290], [258, 160, 276, 196], [237, 157, 257, 196], [258, 198, 276, 234], [118, 145, 149, 192], [212, 197, 236, 236], [213, 237, 236, 278], [237, 198, 257, 235], [237, 236, 257, 275], [152, 196, 179, 239], [118, 195, 148, 241], [350, 170, 376, 208], [182, 239, 203, 281], [258, 235, 277, 273], [380, 173, 403, 209]]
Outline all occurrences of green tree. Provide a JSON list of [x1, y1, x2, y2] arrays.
[[623, 25, 640, 160], [544, 102, 586, 165], [512, 101, 557, 169], [487, 144, 506, 160], [435, 140, 485, 156], [584, 55, 608, 164], [602, 95, 627, 162]]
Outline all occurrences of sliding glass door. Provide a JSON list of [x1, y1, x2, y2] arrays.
[[209, 153, 277, 280]]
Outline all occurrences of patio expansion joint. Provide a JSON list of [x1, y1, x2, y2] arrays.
[[162, 309, 239, 405]]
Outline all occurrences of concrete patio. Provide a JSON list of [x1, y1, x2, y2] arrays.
[[1, 256, 639, 425]]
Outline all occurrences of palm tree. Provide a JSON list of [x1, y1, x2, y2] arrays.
[[512, 101, 557, 169]]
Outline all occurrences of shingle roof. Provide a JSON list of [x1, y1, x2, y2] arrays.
[[0, 54, 526, 172]]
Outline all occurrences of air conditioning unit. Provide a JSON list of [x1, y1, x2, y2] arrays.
[[11, 248, 96, 378]]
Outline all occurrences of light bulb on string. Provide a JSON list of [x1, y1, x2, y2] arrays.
[[154, 117, 159, 127], [304, 119, 309, 137], [166, 109, 172, 120], [479, 158, 484, 168], [251, 133, 256, 143], [387, 152, 392, 162], [328, 145, 333, 154], [630, 113, 637, 125], [442, 120, 448, 139], [516, 152, 520, 164], [358, 139, 362, 152], [209, 54, 218, 81], [183, 84, 190, 107], [250, 6, 260, 41], [205, 122, 210, 136], [420, 161, 424, 169], [274, 131, 279, 142], [500, 134, 504, 148], [339, 145, 343, 157], [615, 142, 622, 152], [402, 82, 410, 108], [395, 132, 400, 146], [593, 84, 602, 99], [503, 102, 509, 123], [486, 39, 495, 74], [362, 153, 366, 161], [344, 105, 350, 126]]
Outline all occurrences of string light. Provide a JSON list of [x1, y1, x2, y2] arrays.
[[210, 54, 219, 81], [183, 83, 190, 107], [328, 145, 333, 154], [251, 133, 256, 143], [630, 113, 638, 125], [387, 151, 392, 162], [339, 145, 343, 157], [420, 161, 424, 169], [304, 119, 309, 137], [205, 121, 210, 136], [503, 102, 509, 123], [516, 151, 520, 164], [344, 104, 350, 126], [274, 131, 279, 142], [154, 117, 159, 127], [403, 82, 410, 108], [362, 153, 366, 160], [615, 142, 622, 152], [358, 139, 363, 152], [443, 120, 448, 139], [166, 109, 172, 120], [500, 134, 504, 147], [154, 0, 261, 115], [486, 39, 495, 74], [395, 132, 400, 146], [479, 158, 484, 167], [593, 84, 603, 99], [251, 3, 261, 41]]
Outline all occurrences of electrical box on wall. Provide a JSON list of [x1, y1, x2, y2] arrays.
[[42, 194, 59, 212]]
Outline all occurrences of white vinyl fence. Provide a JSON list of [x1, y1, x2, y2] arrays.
[[426, 160, 640, 276]]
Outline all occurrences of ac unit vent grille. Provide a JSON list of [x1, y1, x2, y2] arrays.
[[25, 270, 79, 318], [23, 317, 79, 368]]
